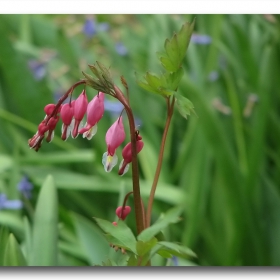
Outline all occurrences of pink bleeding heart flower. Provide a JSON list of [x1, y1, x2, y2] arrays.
[[79, 92, 105, 140], [45, 116, 60, 143], [28, 121, 49, 151], [118, 134, 144, 176], [102, 116, 125, 172], [72, 90, 88, 138], [115, 206, 131, 220], [44, 104, 56, 115], [60, 101, 75, 141]]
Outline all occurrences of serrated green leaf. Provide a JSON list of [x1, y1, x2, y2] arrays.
[[3, 234, 27, 266], [30, 175, 58, 266], [160, 56, 178, 72], [137, 205, 184, 242], [177, 19, 195, 61], [136, 237, 158, 256], [136, 80, 161, 95], [145, 72, 162, 90], [158, 19, 195, 73], [164, 68, 184, 90], [174, 93, 197, 119], [164, 35, 180, 67], [94, 218, 137, 254]]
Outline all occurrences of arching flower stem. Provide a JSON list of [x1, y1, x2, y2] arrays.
[[44, 80, 87, 125]]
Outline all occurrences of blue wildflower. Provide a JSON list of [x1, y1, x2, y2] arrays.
[[171, 256, 179, 266], [0, 194, 22, 210], [208, 71, 219, 82], [97, 22, 110, 32], [17, 176, 33, 199], [28, 60, 46, 80], [83, 19, 97, 38], [191, 34, 212, 45], [115, 42, 128, 56]]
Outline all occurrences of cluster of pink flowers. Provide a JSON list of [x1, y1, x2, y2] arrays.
[[28, 90, 144, 176]]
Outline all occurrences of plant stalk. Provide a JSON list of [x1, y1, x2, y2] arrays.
[[146, 96, 175, 227], [114, 85, 145, 234]]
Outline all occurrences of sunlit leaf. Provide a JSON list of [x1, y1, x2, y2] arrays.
[[137, 205, 184, 242], [3, 234, 27, 266], [136, 237, 158, 256], [94, 218, 137, 254], [30, 175, 58, 266], [174, 92, 197, 119]]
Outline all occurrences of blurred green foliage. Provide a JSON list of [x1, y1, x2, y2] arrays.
[[0, 14, 280, 266]]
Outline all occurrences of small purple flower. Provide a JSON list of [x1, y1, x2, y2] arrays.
[[28, 60, 46, 80], [97, 22, 110, 32], [17, 176, 33, 199], [208, 71, 219, 82], [171, 256, 179, 266], [0, 194, 22, 210], [191, 34, 212, 45], [115, 42, 128, 56], [83, 19, 97, 38]]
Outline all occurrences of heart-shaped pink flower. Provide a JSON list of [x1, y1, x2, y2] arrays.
[[115, 206, 131, 220]]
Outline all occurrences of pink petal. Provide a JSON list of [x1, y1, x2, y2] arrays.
[[105, 116, 125, 156], [73, 90, 88, 121]]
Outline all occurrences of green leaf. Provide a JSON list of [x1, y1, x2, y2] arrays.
[[30, 175, 58, 266], [145, 72, 162, 91], [136, 80, 161, 95], [158, 19, 195, 72], [72, 213, 109, 266], [157, 241, 196, 259], [174, 92, 197, 119], [164, 68, 184, 90], [23, 216, 32, 265], [101, 259, 117, 266], [94, 218, 137, 254], [3, 234, 27, 266], [164, 36, 180, 67], [177, 19, 195, 61], [127, 254, 138, 266], [137, 205, 185, 242], [136, 237, 158, 256], [0, 212, 24, 239], [159, 55, 178, 72], [0, 227, 9, 265]]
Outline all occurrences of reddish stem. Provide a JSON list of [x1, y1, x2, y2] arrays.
[[114, 85, 145, 234], [44, 80, 86, 124], [146, 96, 175, 227]]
